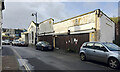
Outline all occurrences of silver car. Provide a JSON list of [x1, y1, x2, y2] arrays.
[[79, 42, 120, 69]]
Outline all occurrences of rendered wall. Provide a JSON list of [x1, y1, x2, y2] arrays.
[[53, 12, 96, 36], [28, 22, 36, 44], [38, 18, 54, 35], [100, 14, 115, 42]]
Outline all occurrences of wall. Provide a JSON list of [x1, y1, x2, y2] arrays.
[[27, 22, 37, 45], [0, 1, 2, 49], [38, 18, 54, 35], [21, 33, 25, 41], [100, 14, 115, 42], [53, 12, 96, 35]]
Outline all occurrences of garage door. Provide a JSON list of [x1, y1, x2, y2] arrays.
[[38, 35, 53, 46], [56, 33, 89, 53]]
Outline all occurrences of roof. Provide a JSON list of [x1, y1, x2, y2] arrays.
[[54, 10, 96, 24], [54, 9, 115, 25], [31, 18, 54, 26], [31, 21, 39, 27], [39, 18, 54, 24]]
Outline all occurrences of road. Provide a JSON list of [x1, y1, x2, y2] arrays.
[[2, 45, 114, 72]]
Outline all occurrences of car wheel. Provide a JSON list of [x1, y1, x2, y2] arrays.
[[41, 47, 44, 51], [80, 53, 86, 61], [36, 46, 38, 50], [108, 58, 120, 69]]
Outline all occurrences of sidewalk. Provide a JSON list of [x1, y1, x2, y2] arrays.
[[2, 46, 20, 71], [0, 49, 2, 72]]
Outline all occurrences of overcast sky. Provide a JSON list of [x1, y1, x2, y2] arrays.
[[2, 0, 118, 29]]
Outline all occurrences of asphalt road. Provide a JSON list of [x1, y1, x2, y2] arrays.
[[2, 45, 116, 72]]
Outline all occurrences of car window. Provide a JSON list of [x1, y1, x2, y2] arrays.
[[85, 43, 94, 49], [104, 43, 120, 51], [38, 42, 41, 44], [82, 43, 87, 48], [94, 43, 106, 51]]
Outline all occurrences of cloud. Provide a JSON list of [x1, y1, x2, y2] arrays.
[[5, 0, 120, 2], [3, 2, 118, 29], [3, 2, 68, 29]]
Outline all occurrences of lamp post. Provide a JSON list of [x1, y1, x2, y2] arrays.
[[32, 12, 38, 45]]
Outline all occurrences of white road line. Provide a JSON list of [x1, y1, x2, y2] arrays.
[[11, 47, 31, 72]]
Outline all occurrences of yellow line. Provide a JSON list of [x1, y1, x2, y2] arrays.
[[11, 48, 31, 72]]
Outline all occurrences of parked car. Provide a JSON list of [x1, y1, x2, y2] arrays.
[[79, 42, 120, 69], [12, 40, 20, 46], [2, 40, 10, 45], [36, 41, 53, 51], [2, 40, 6, 45], [17, 41, 28, 47]]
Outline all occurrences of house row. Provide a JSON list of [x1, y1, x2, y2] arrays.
[[21, 9, 115, 52], [2, 28, 27, 41]]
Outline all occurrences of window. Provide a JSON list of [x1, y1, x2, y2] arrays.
[[94, 43, 106, 51], [86, 43, 94, 49], [104, 43, 120, 51], [94, 43, 102, 50], [74, 19, 79, 26]]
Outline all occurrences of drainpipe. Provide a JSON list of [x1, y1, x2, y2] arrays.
[[95, 9, 101, 41]]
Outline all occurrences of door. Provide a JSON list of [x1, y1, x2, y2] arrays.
[[93, 43, 108, 62], [84, 42, 94, 59]]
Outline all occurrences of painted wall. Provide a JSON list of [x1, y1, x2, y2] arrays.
[[27, 22, 37, 44], [21, 33, 25, 41], [38, 18, 54, 35], [100, 14, 115, 42], [53, 12, 96, 34], [21, 32, 29, 43]]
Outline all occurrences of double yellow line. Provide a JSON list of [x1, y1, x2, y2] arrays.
[[11, 48, 31, 72]]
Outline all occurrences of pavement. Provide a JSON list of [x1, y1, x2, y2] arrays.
[[0, 49, 2, 71], [2, 46, 20, 72], [1, 45, 116, 72]]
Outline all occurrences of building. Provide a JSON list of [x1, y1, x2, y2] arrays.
[[15, 29, 26, 39], [2, 28, 15, 37], [19, 32, 28, 43], [2, 28, 26, 41], [115, 17, 120, 46], [53, 9, 115, 52], [24, 9, 115, 52], [27, 21, 39, 45], [37, 18, 54, 46], [26, 18, 54, 45], [0, 0, 5, 49]]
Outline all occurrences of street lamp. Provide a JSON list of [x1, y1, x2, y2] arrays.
[[32, 12, 38, 45]]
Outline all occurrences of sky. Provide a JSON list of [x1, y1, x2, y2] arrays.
[[2, 0, 119, 29]]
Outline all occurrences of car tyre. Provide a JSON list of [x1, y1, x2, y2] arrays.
[[41, 47, 44, 51], [80, 53, 86, 61], [36, 46, 38, 50], [108, 58, 120, 69]]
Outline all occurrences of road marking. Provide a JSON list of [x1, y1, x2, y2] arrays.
[[11, 48, 31, 72]]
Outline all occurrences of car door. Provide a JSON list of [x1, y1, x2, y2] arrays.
[[83, 42, 95, 60], [93, 43, 108, 62]]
